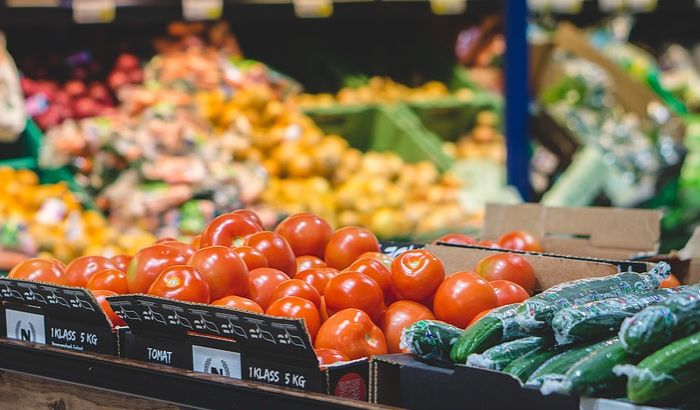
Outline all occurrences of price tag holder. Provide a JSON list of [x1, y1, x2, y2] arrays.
[[182, 0, 223, 21], [72, 0, 116, 24], [5, 309, 46, 344], [430, 0, 466, 15], [192, 345, 242, 379], [293, 0, 333, 18]]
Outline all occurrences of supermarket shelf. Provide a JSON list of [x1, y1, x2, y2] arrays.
[[0, 338, 387, 410]]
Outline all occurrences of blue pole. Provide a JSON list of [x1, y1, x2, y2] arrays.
[[504, 0, 531, 201]]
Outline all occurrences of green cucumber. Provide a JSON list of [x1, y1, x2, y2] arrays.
[[450, 304, 529, 364], [516, 262, 670, 331], [503, 347, 562, 382], [401, 320, 463, 367], [621, 330, 700, 405], [551, 287, 685, 345], [619, 287, 700, 355], [467, 336, 550, 371]]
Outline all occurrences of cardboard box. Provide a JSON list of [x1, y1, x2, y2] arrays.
[[109, 295, 370, 401], [641, 226, 700, 285], [0, 278, 118, 355]]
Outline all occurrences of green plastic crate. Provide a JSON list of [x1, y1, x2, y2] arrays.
[[0, 119, 42, 169]]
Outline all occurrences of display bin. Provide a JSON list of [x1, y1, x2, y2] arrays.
[[0, 119, 41, 169]]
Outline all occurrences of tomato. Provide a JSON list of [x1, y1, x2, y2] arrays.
[[467, 309, 492, 327], [212, 295, 264, 314], [233, 246, 268, 271], [661, 274, 682, 288], [379, 301, 435, 353], [346, 258, 392, 298], [432, 233, 476, 245], [474, 253, 536, 295], [295, 268, 338, 295], [497, 230, 543, 253], [232, 209, 263, 229], [158, 241, 196, 258], [275, 213, 333, 259], [320, 296, 329, 322], [86, 269, 129, 294], [270, 279, 322, 309], [91, 289, 126, 327], [358, 252, 394, 269], [200, 213, 262, 248], [190, 234, 202, 249], [266, 296, 321, 341], [325, 227, 380, 270], [477, 240, 500, 249], [8, 258, 68, 286], [110, 254, 132, 273], [65, 255, 117, 287], [156, 237, 178, 243], [188, 246, 250, 300], [315, 308, 387, 360], [490, 280, 529, 306], [126, 244, 187, 293], [324, 271, 385, 323], [245, 231, 296, 276], [296, 255, 326, 274], [248, 267, 291, 310], [315, 348, 349, 366], [147, 265, 211, 303], [390, 249, 445, 302], [433, 271, 498, 328]]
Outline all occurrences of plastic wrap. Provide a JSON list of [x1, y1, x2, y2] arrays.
[[401, 319, 462, 367], [466, 336, 550, 371], [527, 337, 619, 386]]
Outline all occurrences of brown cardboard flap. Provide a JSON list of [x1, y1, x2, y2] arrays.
[[482, 203, 661, 259], [679, 227, 700, 285]]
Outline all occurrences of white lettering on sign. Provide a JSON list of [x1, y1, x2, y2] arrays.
[[5, 309, 46, 344], [81, 332, 98, 346], [285, 372, 307, 388], [147, 347, 173, 364], [192, 345, 241, 379], [249, 366, 280, 383], [51, 328, 77, 342]]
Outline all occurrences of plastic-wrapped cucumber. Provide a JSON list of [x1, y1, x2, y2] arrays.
[[467, 336, 550, 371], [450, 304, 530, 364], [619, 287, 700, 356], [401, 320, 463, 367], [551, 287, 685, 345], [527, 337, 619, 386], [503, 347, 562, 382], [516, 262, 670, 331]]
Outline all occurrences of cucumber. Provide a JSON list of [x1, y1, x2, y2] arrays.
[[450, 303, 529, 364], [401, 320, 463, 367], [541, 339, 640, 398], [621, 331, 700, 405], [516, 262, 670, 331], [551, 287, 685, 345], [467, 336, 550, 371], [619, 287, 700, 355], [527, 337, 619, 386], [503, 347, 561, 382]]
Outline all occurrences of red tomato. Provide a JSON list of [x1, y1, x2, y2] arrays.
[[65, 255, 117, 287], [497, 230, 543, 253], [358, 252, 394, 269], [320, 296, 329, 322], [315, 348, 349, 366], [275, 213, 332, 259], [324, 271, 385, 323], [661, 274, 682, 288], [245, 231, 296, 276], [295, 268, 338, 295], [8, 258, 68, 286], [147, 265, 211, 303], [190, 234, 202, 249], [390, 249, 445, 302], [433, 271, 498, 328], [211, 295, 264, 314], [248, 267, 291, 310], [158, 240, 196, 258], [232, 209, 263, 229], [91, 289, 126, 327], [432, 233, 477, 245], [233, 246, 268, 271], [156, 237, 178, 243], [188, 246, 250, 300], [325, 227, 380, 270], [126, 244, 187, 294], [379, 301, 435, 353], [296, 255, 326, 274], [490, 280, 529, 306], [270, 279, 322, 309], [266, 296, 321, 342], [346, 258, 392, 298], [86, 269, 129, 294], [475, 253, 536, 295], [467, 309, 492, 327], [315, 308, 388, 360], [200, 213, 262, 248], [477, 240, 500, 249], [110, 254, 132, 273]]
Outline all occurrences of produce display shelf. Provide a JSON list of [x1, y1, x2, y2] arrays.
[[0, 338, 388, 410]]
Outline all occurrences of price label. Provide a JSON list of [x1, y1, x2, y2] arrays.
[[430, 0, 467, 15], [5, 309, 46, 344], [192, 345, 242, 379], [72, 0, 116, 24], [182, 0, 223, 21], [293, 0, 333, 18]]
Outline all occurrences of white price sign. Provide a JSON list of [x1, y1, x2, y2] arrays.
[[5, 309, 46, 344], [182, 0, 223, 21], [192, 345, 242, 379], [293, 0, 333, 18], [72, 0, 116, 24], [430, 0, 467, 15]]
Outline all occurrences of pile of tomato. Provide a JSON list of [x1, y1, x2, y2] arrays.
[[8, 209, 541, 366]]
